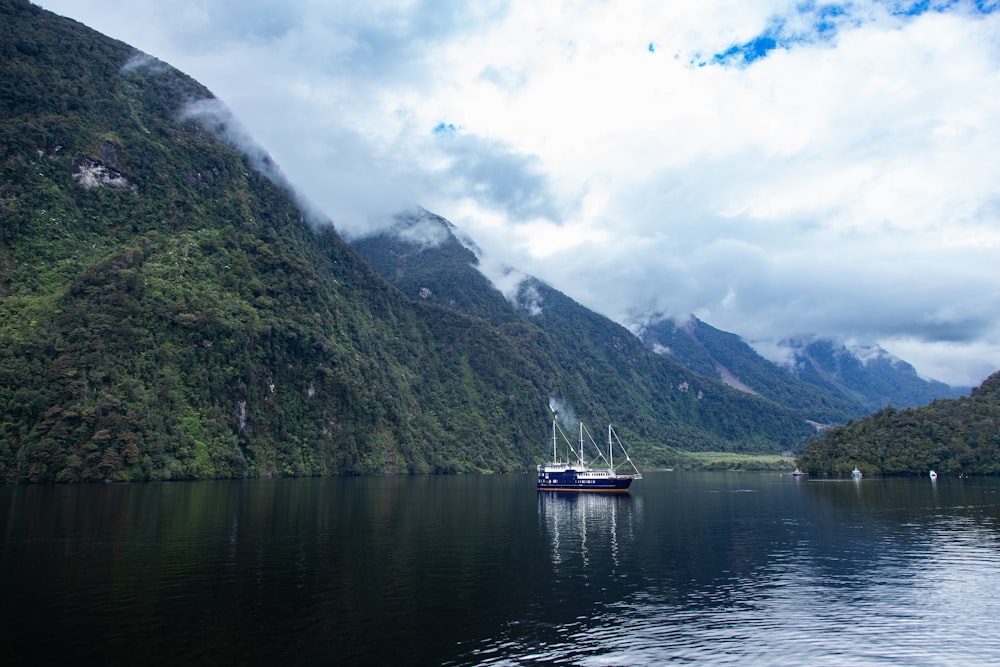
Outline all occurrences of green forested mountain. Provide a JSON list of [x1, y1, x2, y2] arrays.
[[797, 370, 1000, 476], [0, 0, 553, 480], [0, 0, 814, 482]]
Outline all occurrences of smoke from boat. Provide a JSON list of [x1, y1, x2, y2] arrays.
[[548, 397, 578, 431]]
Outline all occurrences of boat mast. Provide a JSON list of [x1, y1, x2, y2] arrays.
[[579, 422, 585, 466], [609, 424, 614, 469], [552, 415, 557, 463]]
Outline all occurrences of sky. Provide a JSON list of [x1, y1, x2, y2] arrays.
[[37, 0, 1000, 387]]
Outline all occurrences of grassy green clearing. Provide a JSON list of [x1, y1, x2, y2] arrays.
[[663, 451, 798, 472]]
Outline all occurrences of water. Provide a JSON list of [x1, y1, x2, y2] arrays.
[[3, 472, 1000, 665]]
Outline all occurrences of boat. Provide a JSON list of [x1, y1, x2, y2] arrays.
[[929, 470, 938, 480], [537, 414, 642, 493], [852, 466, 863, 479], [792, 469, 807, 477]]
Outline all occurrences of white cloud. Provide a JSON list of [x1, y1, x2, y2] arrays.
[[37, 0, 1000, 387], [880, 337, 1000, 388]]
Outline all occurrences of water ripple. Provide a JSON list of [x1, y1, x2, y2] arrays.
[[471, 478, 1000, 666]]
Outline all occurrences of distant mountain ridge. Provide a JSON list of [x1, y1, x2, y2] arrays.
[[762, 335, 966, 410], [636, 315, 966, 422]]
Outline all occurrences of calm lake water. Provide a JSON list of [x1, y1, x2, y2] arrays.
[[3, 472, 1000, 665]]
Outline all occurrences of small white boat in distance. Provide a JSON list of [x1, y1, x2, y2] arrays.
[[852, 466, 863, 479], [792, 469, 807, 477], [929, 470, 938, 480]]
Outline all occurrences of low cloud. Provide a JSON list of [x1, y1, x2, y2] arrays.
[[178, 97, 331, 226], [120, 51, 171, 76], [878, 337, 1000, 388], [434, 131, 562, 222], [179, 98, 284, 183]]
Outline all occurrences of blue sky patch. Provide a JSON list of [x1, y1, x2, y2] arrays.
[[884, 0, 998, 14], [885, 1, 961, 16], [433, 122, 459, 135], [708, 0, 996, 68], [708, 5, 840, 67], [713, 35, 780, 66]]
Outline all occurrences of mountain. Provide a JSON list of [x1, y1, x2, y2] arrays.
[[0, 0, 559, 480], [351, 209, 818, 457], [0, 0, 814, 482], [638, 316, 967, 421], [638, 316, 863, 424], [354, 209, 963, 433], [766, 336, 966, 410], [349, 210, 516, 327], [797, 370, 1000, 476]]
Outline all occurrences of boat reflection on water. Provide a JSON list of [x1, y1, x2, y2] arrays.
[[538, 491, 643, 570]]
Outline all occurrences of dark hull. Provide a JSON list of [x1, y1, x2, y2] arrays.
[[537, 471, 634, 493]]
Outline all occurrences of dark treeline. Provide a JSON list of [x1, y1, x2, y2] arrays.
[[798, 371, 1000, 476]]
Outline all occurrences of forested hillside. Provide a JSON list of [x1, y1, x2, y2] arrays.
[[0, 0, 555, 480], [798, 371, 1000, 476], [0, 0, 815, 482]]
